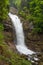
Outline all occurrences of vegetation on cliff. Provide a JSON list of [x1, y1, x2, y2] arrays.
[[0, 20, 31, 65], [0, 43, 31, 65], [0, 0, 9, 21], [13, 0, 43, 33], [0, 0, 31, 65], [0, 23, 31, 65], [0, 0, 43, 65]]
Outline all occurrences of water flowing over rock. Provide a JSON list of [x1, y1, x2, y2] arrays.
[[8, 13, 35, 55]]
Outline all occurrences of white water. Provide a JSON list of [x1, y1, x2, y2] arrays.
[[8, 13, 35, 55]]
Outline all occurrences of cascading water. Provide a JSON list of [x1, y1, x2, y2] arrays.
[[8, 13, 35, 55]]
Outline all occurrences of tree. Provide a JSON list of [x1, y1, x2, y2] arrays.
[[29, 0, 43, 33], [0, 0, 9, 21]]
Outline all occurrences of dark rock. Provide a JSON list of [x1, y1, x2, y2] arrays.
[[10, 7, 18, 14]]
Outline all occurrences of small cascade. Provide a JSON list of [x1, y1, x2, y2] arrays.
[[8, 13, 39, 64]]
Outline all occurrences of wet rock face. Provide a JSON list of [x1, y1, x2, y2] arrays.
[[10, 7, 18, 14], [3, 16, 16, 44], [3, 7, 18, 43], [7, 7, 43, 51], [3, 7, 43, 65]]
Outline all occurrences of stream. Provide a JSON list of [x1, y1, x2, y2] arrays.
[[8, 13, 39, 64]]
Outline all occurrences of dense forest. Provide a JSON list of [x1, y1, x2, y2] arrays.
[[0, 0, 43, 65]]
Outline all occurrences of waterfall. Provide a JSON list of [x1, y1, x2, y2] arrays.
[[8, 13, 35, 55]]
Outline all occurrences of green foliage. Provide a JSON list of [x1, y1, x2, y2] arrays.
[[0, 23, 4, 43], [17, 0, 43, 33], [19, 10, 26, 19], [0, 23, 4, 31], [0, 43, 31, 65], [13, 0, 21, 9], [29, 0, 43, 33], [0, 0, 9, 20]]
